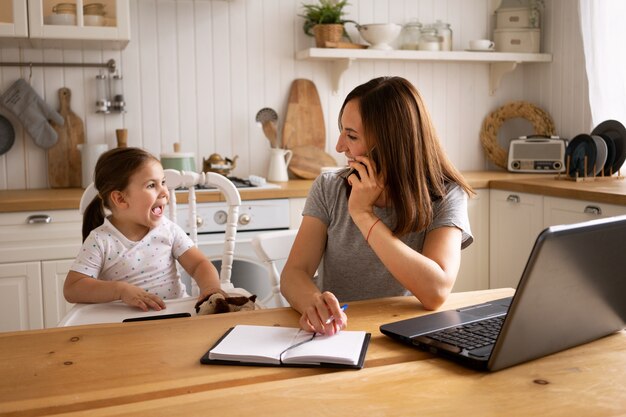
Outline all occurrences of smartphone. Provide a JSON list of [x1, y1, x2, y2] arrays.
[[343, 147, 378, 180], [122, 312, 191, 322]]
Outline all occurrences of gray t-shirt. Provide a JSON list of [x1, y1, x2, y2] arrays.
[[302, 172, 473, 302]]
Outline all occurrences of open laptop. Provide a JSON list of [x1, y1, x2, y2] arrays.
[[380, 215, 626, 371]]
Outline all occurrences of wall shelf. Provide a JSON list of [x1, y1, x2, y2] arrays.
[[295, 48, 552, 95]]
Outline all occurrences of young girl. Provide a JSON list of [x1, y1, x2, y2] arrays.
[[281, 77, 475, 335], [64, 147, 224, 311]]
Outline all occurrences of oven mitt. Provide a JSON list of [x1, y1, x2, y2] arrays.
[[0, 78, 64, 150]]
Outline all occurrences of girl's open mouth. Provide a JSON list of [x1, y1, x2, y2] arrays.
[[151, 205, 164, 216]]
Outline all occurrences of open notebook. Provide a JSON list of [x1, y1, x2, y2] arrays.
[[201, 325, 370, 369]]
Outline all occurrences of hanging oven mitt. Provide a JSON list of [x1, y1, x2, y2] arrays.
[[0, 78, 64, 149]]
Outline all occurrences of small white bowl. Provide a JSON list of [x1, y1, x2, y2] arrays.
[[84, 15, 105, 26], [358, 23, 402, 50], [44, 13, 77, 26]]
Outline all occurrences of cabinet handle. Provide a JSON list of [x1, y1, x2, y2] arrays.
[[506, 195, 520, 203], [583, 205, 602, 215], [26, 214, 52, 224]]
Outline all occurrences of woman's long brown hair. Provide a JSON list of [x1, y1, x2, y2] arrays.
[[338, 76, 474, 236]]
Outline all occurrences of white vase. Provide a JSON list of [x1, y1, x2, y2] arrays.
[[267, 148, 292, 182]]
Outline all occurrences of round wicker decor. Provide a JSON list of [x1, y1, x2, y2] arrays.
[[480, 101, 556, 169]]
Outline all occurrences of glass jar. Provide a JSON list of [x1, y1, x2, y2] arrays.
[[400, 19, 422, 50], [432, 20, 452, 51], [418, 27, 441, 51]]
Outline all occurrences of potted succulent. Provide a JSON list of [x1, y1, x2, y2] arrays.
[[300, 0, 354, 47]]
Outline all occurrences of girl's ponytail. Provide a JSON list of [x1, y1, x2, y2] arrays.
[[82, 194, 106, 242]]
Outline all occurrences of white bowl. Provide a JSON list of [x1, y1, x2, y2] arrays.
[[44, 13, 77, 26], [84, 14, 105, 26], [358, 23, 402, 50]]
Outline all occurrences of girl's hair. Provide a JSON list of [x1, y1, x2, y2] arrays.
[[338, 76, 474, 236], [82, 147, 160, 241]]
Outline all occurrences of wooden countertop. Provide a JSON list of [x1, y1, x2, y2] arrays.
[[1, 288, 625, 417], [1, 171, 626, 213]]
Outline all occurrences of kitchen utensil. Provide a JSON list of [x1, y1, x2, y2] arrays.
[[590, 135, 608, 176], [160, 143, 196, 172], [115, 128, 127, 148], [288, 145, 337, 179], [77, 143, 108, 188], [357, 23, 402, 50], [0, 114, 15, 156], [255, 108, 279, 148], [591, 119, 626, 174], [202, 153, 238, 176], [598, 134, 616, 176], [49, 88, 84, 188], [282, 79, 325, 151], [565, 134, 596, 178], [267, 148, 293, 182]]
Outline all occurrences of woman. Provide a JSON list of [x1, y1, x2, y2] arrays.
[[280, 76, 474, 335]]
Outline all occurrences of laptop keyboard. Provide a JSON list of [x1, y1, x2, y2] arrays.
[[427, 316, 504, 351]]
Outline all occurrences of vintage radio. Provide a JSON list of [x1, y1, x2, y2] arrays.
[[507, 136, 566, 173]]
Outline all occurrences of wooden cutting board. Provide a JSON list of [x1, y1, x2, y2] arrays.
[[282, 79, 326, 150], [289, 145, 337, 179], [48, 88, 84, 188]]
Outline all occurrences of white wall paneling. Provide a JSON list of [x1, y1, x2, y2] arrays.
[[0, 0, 590, 190]]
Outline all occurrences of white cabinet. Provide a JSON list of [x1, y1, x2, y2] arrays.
[[543, 196, 626, 227], [42, 259, 74, 327], [0, 210, 81, 331], [0, 262, 43, 332], [288, 197, 306, 230], [489, 190, 544, 289], [455, 189, 490, 292], [0, 0, 28, 37], [0, 0, 130, 49]]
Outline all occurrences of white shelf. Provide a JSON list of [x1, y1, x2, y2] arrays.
[[296, 48, 553, 95]]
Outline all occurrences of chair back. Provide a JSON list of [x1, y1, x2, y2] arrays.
[[251, 229, 297, 308]]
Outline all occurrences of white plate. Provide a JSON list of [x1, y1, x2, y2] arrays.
[[466, 48, 495, 52]]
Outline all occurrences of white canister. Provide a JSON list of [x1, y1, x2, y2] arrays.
[[78, 143, 109, 188], [267, 148, 293, 182]]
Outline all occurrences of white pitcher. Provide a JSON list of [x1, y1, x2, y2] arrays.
[[78, 143, 109, 188], [267, 148, 293, 182]]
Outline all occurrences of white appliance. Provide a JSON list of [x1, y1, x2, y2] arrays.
[[176, 188, 291, 308]]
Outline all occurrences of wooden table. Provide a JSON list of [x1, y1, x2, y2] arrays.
[[1, 289, 625, 417]]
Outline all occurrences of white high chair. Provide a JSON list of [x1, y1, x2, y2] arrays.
[[251, 229, 297, 308], [58, 170, 260, 327]]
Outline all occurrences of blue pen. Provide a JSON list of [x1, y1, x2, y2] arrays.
[[325, 304, 348, 325]]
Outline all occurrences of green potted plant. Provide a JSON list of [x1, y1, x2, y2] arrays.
[[300, 0, 354, 47]]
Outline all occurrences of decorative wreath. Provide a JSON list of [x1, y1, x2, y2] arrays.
[[480, 101, 556, 169]]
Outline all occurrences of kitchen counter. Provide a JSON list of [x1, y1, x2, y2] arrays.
[[1, 171, 626, 213]]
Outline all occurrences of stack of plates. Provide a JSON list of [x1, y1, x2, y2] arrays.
[[565, 120, 626, 177]]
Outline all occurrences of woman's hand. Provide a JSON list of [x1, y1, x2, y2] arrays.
[[299, 291, 348, 336], [118, 282, 166, 312], [347, 155, 383, 217]]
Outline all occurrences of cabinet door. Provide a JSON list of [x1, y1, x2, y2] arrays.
[[27, 0, 130, 48], [0, 0, 28, 37], [42, 259, 74, 328], [454, 189, 489, 292], [289, 197, 306, 230], [0, 262, 43, 332], [489, 190, 543, 289], [543, 196, 626, 228]]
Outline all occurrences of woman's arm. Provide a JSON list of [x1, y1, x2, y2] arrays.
[[354, 209, 462, 310], [63, 270, 166, 311], [178, 246, 225, 300], [280, 216, 347, 335]]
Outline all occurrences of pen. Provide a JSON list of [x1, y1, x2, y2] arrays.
[[325, 304, 348, 325]]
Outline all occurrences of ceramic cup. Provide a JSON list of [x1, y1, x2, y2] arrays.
[[469, 39, 495, 51]]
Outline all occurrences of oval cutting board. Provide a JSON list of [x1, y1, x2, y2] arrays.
[[282, 79, 326, 150], [48, 88, 84, 188], [289, 145, 337, 179]]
